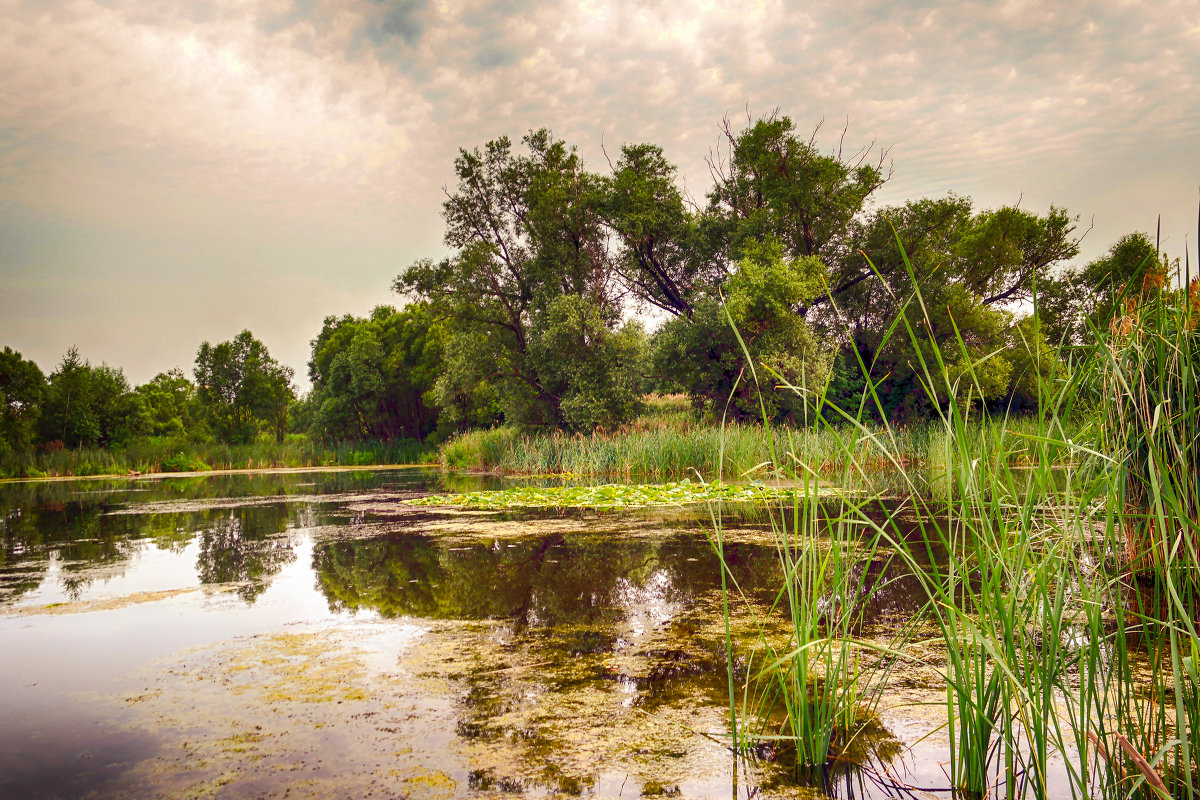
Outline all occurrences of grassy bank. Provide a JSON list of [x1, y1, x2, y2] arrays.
[[0, 435, 434, 479], [438, 410, 1086, 483]]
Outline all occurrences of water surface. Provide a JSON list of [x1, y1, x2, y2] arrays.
[[0, 468, 1064, 799]]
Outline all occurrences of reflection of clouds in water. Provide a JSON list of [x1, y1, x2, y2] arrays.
[[614, 569, 680, 650]]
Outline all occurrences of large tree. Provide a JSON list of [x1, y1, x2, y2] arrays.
[[194, 331, 294, 443], [397, 130, 642, 431], [705, 112, 888, 267], [815, 196, 1080, 419], [37, 347, 145, 448], [603, 143, 712, 318], [654, 238, 831, 422]]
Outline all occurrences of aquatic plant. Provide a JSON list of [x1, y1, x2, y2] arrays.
[[703, 228, 1200, 799], [401, 478, 844, 511]]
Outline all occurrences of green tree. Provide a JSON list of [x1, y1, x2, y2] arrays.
[[194, 331, 295, 443], [308, 303, 446, 442], [526, 296, 646, 431], [37, 348, 145, 447], [0, 347, 46, 456], [603, 143, 712, 317], [706, 113, 888, 265], [1039, 232, 1161, 346], [819, 197, 1079, 419], [135, 369, 202, 438], [654, 238, 830, 422], [397, 130, 638, 431]]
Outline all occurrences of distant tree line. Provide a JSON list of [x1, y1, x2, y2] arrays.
[[0, 110, 1181, 462]]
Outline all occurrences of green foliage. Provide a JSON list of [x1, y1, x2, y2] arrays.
[[0, 346, 45, 456], [397, 129, 641, 431], [706, 112, 886, 261], [37, 347, 146, 448], [195, 330, 295, 444], [161, 451, 210, 472], [1039, 231, 1162, 346], [821, 196, 1079, 419], [135, 368, 203, 438], [1102, 272, 1199, 557], [604, 142, 712, 317], [655, 238, 830, 422], [308, 303, 444, 442], [527, 296, 645, 431]]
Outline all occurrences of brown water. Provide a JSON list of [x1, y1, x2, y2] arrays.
[[0, 469, 1077, 799]]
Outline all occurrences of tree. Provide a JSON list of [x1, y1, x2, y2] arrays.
[[654, 238, 830, 422], [0, 347, 46, 455], [816, 197, 1080, 419], [194, 331, 295, 443], [37, 348, 145, 448], [308, 303, 446, 442], [705, 112, 888, 266], [1039, 232, 1161, 346], [135, 369, 202, 438], [603, 143, 712, 317], [397, 130, 639, 431], [526, 296, 646, 431]]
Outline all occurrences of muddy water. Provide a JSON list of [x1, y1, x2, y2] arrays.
[[0, 469, 1069, 799]]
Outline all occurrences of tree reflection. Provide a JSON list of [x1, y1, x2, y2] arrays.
[[195, 506, 294, 602]]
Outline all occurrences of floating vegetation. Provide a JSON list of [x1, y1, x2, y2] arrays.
[[401, 478, 840, 510]]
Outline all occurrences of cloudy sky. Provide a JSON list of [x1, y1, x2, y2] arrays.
[[2, 0, 1198, 388]]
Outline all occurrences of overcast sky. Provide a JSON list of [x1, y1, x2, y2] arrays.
[[2, 0, 1198, 389]]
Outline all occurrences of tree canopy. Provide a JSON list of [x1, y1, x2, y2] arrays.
[[307, 303, 446, 442], [195, 331, 294, 444]]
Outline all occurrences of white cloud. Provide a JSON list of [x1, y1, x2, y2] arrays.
[[1, 0, 1198, 382]]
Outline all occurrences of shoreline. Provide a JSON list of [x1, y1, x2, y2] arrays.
[[0, 463, 431, 486]]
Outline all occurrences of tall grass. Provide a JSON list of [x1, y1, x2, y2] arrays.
[[438, 417, 1076, 484], [706, 234, 1200, 799], [0, 435, 433, 479]]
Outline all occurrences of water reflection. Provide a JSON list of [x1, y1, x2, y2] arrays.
[[0, 469, 433, 604], [196, 509, 295, 601], [0, 469, 944, 799]]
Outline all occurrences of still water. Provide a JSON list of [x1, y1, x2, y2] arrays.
[[0, 468, 1058, 799]]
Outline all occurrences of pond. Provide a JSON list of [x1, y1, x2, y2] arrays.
[[0, 468, 1076, 799]]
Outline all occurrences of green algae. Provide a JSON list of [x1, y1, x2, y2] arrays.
[[401, 478, 843, 511], [6, 588, 201, 616]]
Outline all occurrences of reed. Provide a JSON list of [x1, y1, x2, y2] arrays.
[[436, 416, 1073, 485], [0, 435, 433, 479], [705, 231, 1200, 798]]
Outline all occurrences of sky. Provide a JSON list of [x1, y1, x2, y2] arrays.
[[2, 0, 1198, 390]]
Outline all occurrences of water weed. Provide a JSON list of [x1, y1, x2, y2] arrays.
[[402, 478, 845, 511]]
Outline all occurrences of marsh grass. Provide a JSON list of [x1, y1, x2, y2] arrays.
[[437, 416, 1073, 485], [705, 233, 1200, 799], [0, 435, 432, 479]]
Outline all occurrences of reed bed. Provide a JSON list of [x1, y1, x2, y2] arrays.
[[0, 435, 432, 479], [704, 243, 1200, 798], [437, 417, 1077, 483]]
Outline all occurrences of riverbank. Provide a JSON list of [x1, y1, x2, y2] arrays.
[[436, 415, 1086, 480], [0, 435, 434, 480]]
